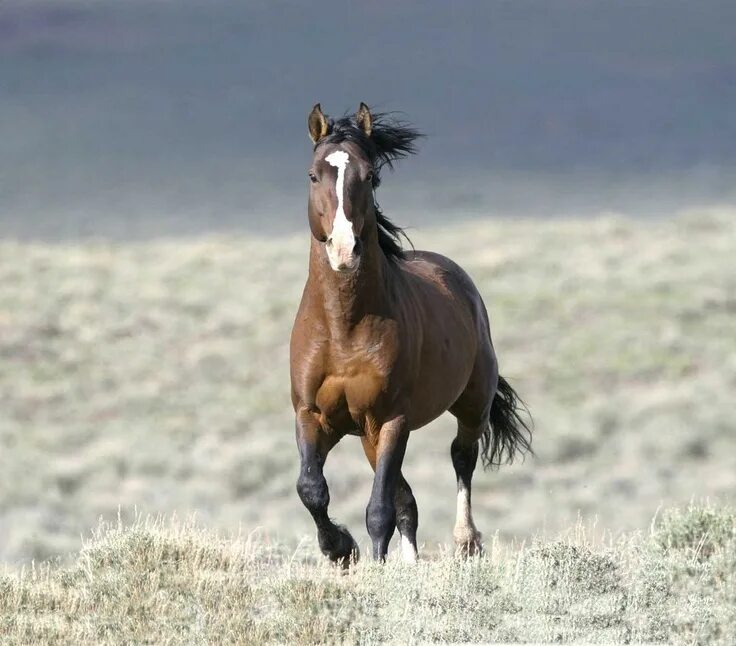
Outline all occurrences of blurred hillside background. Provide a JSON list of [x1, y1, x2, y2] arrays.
[[0, 1, 735, 567], [2, 0, 736, 238]]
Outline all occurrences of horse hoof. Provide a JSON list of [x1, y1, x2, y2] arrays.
[[321, 525, 360, 568], [335, 540, 360, 569], [454, 532, 483, 558]]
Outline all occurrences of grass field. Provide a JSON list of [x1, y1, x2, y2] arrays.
[[0, 208, 734, 641], [1, 503, 734, 644]]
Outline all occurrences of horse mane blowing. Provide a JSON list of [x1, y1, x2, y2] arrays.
[[312, 108, 423, 261]]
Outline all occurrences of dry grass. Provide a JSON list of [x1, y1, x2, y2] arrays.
[[0, 503, 734, 644]]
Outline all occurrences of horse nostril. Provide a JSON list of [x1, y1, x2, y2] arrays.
[[353, 239, 362, 256], [326, 237, 333, 248]]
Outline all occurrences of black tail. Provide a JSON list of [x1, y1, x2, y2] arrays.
[[482, 375, 533, 469]]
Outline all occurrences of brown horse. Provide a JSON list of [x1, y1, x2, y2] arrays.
[[290, 103, 531, 564]]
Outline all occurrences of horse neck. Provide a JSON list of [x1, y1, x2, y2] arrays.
[[308, 225, 390, 334]]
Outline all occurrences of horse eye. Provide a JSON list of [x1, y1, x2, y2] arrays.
[[309, 171, 318, 183], [366, 170, 374, 182]]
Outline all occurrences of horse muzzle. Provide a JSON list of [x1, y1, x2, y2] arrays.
[[326, 236, 361, 273]]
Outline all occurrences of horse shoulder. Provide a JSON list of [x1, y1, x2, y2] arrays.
[[290, 298, 330, 411]]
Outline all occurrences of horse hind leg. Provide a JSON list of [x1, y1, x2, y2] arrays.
[[450, 422, 485, 556], [394, 476, 419, 562], [449, 330, 497, 556], [449, 369, 531, 558]]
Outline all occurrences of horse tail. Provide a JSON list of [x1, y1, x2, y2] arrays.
[[481, 375, 533, 469]]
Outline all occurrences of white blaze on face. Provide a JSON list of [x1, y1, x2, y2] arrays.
[[324, 150, 357, 271]]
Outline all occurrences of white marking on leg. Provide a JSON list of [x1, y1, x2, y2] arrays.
[[455, 489, 472, 527], [400, 533, 417, 563], [454, 487, 480, 549], [324, 150, 356, 271]]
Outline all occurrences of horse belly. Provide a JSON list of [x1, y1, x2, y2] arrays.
[[407, 324, 478, 429], [408, 366, 470, 430]]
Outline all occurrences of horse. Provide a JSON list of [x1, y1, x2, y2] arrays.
[[290, 103, 531, 565]]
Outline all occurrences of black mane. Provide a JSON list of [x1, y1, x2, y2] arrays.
[[316, 111, 423, 261]]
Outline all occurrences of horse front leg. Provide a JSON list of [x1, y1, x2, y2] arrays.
[[361, 435, 419, 563], [295, 408, 359, 567], [365, 416, 410, 561]]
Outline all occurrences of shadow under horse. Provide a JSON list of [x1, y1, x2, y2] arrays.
[[290, 103, 532, 564]]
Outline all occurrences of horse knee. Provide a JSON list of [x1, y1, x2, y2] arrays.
[[297, 470, 329, 514]]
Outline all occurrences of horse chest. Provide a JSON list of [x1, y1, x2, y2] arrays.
[[314, 348, 393, 434]]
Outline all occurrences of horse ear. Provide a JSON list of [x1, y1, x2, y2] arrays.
[[356, 102, 373, 137], [308, 103, 329, 143]]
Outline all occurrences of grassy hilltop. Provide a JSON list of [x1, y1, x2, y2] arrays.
[[1, 503, 735, 644]]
